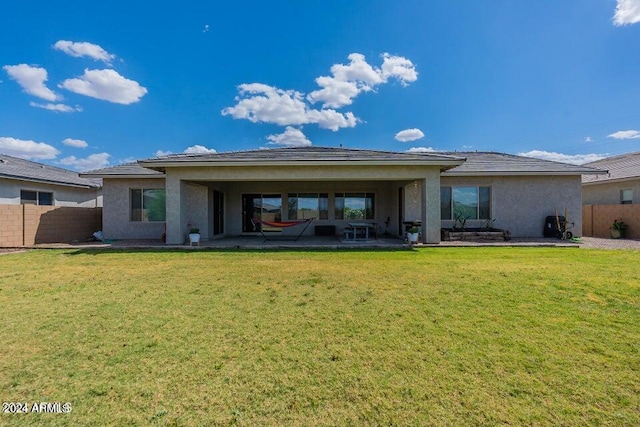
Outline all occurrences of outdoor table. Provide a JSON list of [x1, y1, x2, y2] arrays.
[[347, 222, 375, 240]]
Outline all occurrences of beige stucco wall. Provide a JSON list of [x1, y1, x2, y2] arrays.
[[102, 178, 165, 240], [0, 177, 101, 207], [441, 175, 583, 237], [582, 179, 639, 205]]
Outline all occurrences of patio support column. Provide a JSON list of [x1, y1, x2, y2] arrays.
[[421, 169, 441, 243], [165, 174, 184, 244]]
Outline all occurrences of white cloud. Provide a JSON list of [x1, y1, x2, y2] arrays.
[[381, 53, 418, 85], [406, 146, 438, 153], [203, 24, 210, 33], [62, 138, 88, 148], [3, 64, 59, 101], [608, 130, 640, 139], [517, 150, 607, 165], [59, 69, 147, 104], [59, 152, 111, 171], [0, 136, 60, 160], [184, 145, 216, 154], [155, 150, 173, 157], [53, 40, 115, 64], [307, 53, 417, 108], [584, 136, 593, 143], [222, 83, 357, 131], [395, 128, 425, 142], [613, 0, 640, 26], [29, 102, 82, 113], [267, 126, 312, 147]]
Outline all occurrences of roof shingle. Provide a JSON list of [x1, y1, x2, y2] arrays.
[[582, 151, 640, 184]]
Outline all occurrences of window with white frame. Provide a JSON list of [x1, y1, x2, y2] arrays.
[[130, 189, 166, 221], [288, 193, 328, 220], [440, 186, 491, 220], [621, 189, 633, 204], [20, 190, 53, 206]]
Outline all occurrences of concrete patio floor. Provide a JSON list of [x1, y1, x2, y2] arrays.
[[22, 235, 595, 250]]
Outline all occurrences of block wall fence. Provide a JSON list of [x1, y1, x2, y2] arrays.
[[582, 204, 640, 239], [0, 204, 102, 247]]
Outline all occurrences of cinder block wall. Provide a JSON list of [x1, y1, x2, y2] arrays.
[[582, 205, 640, 239], [0, 204, 102, 246], [0, 205, 24, 246]]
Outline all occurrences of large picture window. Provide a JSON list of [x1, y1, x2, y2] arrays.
[[288, 193, 328, 220], [335, 192, 375, 220], [20, 190, 53, 206], [441, 186, 490, 220], [130, 189, 166, 222]]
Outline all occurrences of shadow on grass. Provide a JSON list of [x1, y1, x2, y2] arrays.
[[63, 246, 417, 256]]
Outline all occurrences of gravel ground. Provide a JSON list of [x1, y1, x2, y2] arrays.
[[577, 237, 640, 250], [2, 237, 639, 252]]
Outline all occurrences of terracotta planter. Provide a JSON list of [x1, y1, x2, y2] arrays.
[[610, 229, 623, 239]]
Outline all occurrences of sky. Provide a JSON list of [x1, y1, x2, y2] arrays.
[[2, 0, 640, 171]]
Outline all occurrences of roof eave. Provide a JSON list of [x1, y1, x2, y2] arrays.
[[443, 171, 604, 177], [80, 173, 165, 179], [582, 176, 640, 186], [0, 173, 100, 189], [138, 159, 466, 168]]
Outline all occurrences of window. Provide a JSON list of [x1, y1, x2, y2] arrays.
[[335, 192, 375, 220], [288, 193, 328, 220], [20, 190, 53, 206], [440, 186, 491, 220], [130, 189, 166, 221], [621, 189, 633, 204]]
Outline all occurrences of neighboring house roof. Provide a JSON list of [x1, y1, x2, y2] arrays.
[[0, 153, 101, 188], [81, 162, 165, 179], [582, 151, 640, 185], [138, 147, 466, 169], [441, 152, 605, 176]]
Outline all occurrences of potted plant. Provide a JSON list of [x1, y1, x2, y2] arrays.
[[188, 224, 201, 245], [406, 226, 420, 244], [610, 219, 627, 239]]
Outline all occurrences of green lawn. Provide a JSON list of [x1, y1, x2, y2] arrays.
[[1, 248, 639, 426]]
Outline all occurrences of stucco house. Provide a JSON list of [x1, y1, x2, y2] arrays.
[[0, 153, 102, 207], [82, 147, 602, 244], [582, 151, 639, 205]]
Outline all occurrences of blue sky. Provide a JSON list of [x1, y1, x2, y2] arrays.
[[2, 0, 640, 170]]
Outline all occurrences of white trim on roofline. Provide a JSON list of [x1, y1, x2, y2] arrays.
[[582, 176, 640, 186], [138, 160, 465, 168], [0, 174, 100, 189], [443, 171, 604, 177], [79, 174, 165, 179]]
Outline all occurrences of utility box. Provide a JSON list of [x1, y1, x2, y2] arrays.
[[543, 216, 565, 238], [315, 225, 336, 236]]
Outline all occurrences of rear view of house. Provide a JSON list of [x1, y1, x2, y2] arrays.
[[83, 147, 602, 244]]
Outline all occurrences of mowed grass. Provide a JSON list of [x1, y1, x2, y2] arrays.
[[0, 248, 639, 426]]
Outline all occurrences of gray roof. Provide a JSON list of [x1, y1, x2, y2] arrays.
[[0, 153, 101, 188], [81, 162, 165, 178], [81, 148, 607, 179], [582, 151, 640, 184], [441, 152, 605, 175], [139, 146, 466, 167]]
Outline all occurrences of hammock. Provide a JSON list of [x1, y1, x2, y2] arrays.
[[250, 217, 314, 241]]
